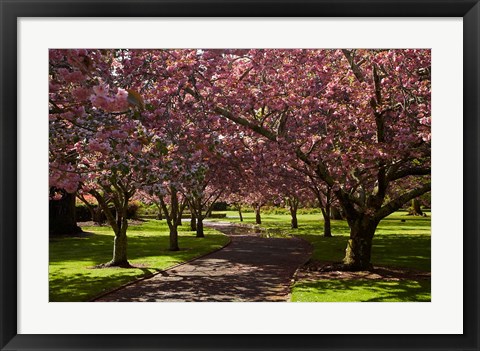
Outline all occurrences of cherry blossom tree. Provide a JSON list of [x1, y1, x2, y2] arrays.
[[190, 49, 431, 270], [50, 49, 431, 272], [49, 49, 155, 267]]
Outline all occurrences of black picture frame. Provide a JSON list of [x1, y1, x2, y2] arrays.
[[1, 1, 478, 350]]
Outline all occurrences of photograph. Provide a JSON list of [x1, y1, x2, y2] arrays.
[[2, 1, 479, 349], [49, 49, 431, 303]]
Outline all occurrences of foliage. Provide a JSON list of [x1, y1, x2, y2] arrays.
[[75, 202, 141, 222], [49, 49, 431, 269]]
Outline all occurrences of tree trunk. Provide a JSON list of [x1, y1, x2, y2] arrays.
[[410, 199, 423, 216], [156, 208, 163, 220], [321, 204, 332, 237], [255, 206, 262, 225], [196, 218, 204, 238], [90, 188, 131, 268], [49, 190, 82, 236], [169, 227, 179, 251], [342, 217, 378, 270], [324, 215, 331, 237], [108, 224, 129, 267], [190, 212, 197, 231], [238, 206, 243, 222], [290, 208, 298, 229], [159, 189, 184, 251]]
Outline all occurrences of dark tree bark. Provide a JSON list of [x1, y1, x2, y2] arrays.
[[111, 224, 129, 265], [169, 227, 179, 251], [255, 205, 262, 225], [287, 197, 299, 229], [104, 208, 130, 267], [410, 198, 423, 216], [159, 187, 186, 251], [311, 185, 332, 237], [320, 207, 332, 238], [342, 216, 378, 270], [196, 218, 204, 238], [190, 211, 197, 231], [189, 199, 205, 237], [90, 184, 132, 268], [185, 189, 222, 238], [291, 211, 298, 229], [238, 207, 243, 222], [156, 205, 163, 220], [49, 189, 82, 236]]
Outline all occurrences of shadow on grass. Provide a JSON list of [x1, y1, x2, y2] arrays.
[[210, 215, 431, 272], [292, 279, 431, 302], [95, 235, 312, 302], [49, 231, 227, 266], [49, 268, 157, 302], [49, 221, 229, 301], [302, 233, 430, 271]]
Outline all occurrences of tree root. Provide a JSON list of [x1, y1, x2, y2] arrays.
[[94, 261, 133, 269], [319, 262, 374, 272]]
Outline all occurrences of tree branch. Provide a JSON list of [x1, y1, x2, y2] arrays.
[[214, 106, 278, 141], [375, 182, 431, 221], [341, 49, 366, 83], [387, 167, 431, 182]]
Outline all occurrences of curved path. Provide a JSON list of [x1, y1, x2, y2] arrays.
[[95, 222, 312, 302]]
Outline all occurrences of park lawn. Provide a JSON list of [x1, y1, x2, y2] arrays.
[[49, 220, 229, 302], [291, 279, 431, 302], [207, 210, 431, 302], [208, 210, 431, 271]]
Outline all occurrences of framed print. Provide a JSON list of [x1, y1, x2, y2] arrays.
[[1, 0, 479, 350]]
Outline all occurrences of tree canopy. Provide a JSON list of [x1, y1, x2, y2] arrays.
[[49, 49, 431, 269]]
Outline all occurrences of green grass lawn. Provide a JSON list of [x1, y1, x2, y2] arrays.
[[207, 210, 431, 302], [291, 279, 431, 302], [208, 210, 431, 271], [49, 220, 229, 302]]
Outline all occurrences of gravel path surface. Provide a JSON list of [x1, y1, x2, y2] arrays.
[[94, 222, 312, 302]]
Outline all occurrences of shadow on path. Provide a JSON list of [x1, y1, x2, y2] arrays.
[[95, 222, 312, 302]]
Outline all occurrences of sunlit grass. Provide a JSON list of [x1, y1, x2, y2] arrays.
[[208, 210, 431, 271], [291, 279, 431, 302], [208, 210, 431, 302], [49, 220, 229, 302], [51, 210, 431, 302]]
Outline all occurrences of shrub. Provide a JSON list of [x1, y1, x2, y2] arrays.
[[76, 204, 92, 222], [76, 202, 140, 222], [126, 201, 141, 219], [207, 213, 227, 218], [211, 201, 228, 211]]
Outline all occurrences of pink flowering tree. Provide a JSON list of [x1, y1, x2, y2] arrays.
[[275, 170, 316, 229], [49, 49, 155, 267], [50, 49, 431, 271], [180, 158, 228, 238], [188, 49, 431, 270]]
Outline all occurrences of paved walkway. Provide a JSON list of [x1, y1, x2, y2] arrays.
[[95, 222, 312, 302]]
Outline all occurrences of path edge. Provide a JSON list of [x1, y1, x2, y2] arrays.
[[287, 235, 314, 302], [89, 234, 232, 302]]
